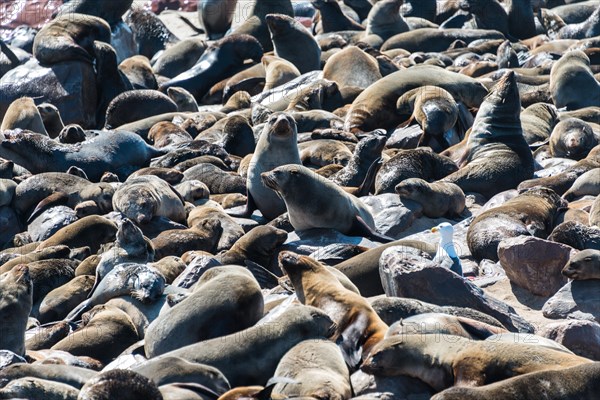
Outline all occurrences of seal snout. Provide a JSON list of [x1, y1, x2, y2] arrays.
[[12, 264, 31, 285], [278, 250, 301, 267], [272, 114, 293, 135]]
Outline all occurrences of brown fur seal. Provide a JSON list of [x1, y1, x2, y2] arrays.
[[458, 0, 511, 36], [344, 65, 488, 133], [550, 50, 600, 110], [549, 220, 600, 251], [430, 362, 600, 400], [312, 0, 365, 34], [0, 377, 79, 399], [386, 312, 507, 339], [167, 87, 199, 113], [467, 187, 567, 261], [279, 251, 389, 366], [262, 55, 301, 91], [562, 249, 600, 280], [145, 267, 263, 357], [322, 46, 382, 89], [37, 275, 95, 323], [0, 265, 32, 356], [217, 225, 288, 268], [329, 134, 386, 188], [563, 168, 600, 200], [550, 118, 598, 160], [590, 194, 600, 227], [152, 38, 207, 79], [396, 178, 466, 218], [272, 339, 352, 399], [262, 164, 392, 242], [266, 14, 321, 74], [1, 97, 48, 135], [366, 0, 409, 41], [361, 334, 592, 391], [144, 304, 335, 387], [0, 363, 97, 390], [199, 0, 238, 40], [37, 215, 117, 254], [32, 13, 111, 64], [104, 89, 178, 129], [78, 369, 162, 400], [118, 55, 157, 90], [380, 28, 504, 53], [147, 122, 193, 149], [113, 175, 186, 225], [230, 112, 301, 220], [442, 71, 534, 199], [151, 218, 223, 259]]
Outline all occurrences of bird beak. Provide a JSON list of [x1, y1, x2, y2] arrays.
[[431, 227, 439, 233]]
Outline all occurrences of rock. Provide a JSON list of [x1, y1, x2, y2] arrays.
[[498, 236, 572, 296], [380, 248, 534, 332], [543, 280, 600, 322], [351, 370, 434, 400], [361, 194, 421, 238], [0, 350, 27, 371], [539, 320, 600, 361], [171, 255, 222, 289], [0, 59, 97, 128]]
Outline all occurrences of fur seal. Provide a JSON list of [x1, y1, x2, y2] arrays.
[[322, 46, 381, 89], [312, 0, 365, 34], [329, 133, 386, 188], [144, 304, 335, 387], [279, 251, 389, 366], [0, 377, 80, 399], [1, 97, 48, 135], [380, 28, 504, 53], [262, 55, 301, 92], [32, 13, 111, 65], [266, 14, 321, 74], [550, 50, 600, 110], [550, 118, 598, 160], [430, 362, 600, 400], [159, 34, 263, 101], [104, 89, 178, 129], [37, 215, 117, 254], [37, 275, 95, 323], [262, 164, 392, 242], [231, 112, 301, 220], [563, 168, 600, 200], [549, 221, 600, 250], [152, 38, 207, 79], [145, 267, 263, 357], [386, 312, 507, 339], [151, 218, 223, 259], [396, 178, 466, 218], [113, 175, 186, 225], [167, 87, 199, 113], [78, 369, 162, 400], [361, 334, 592, 391], [442, 71, 534, 199], [0, 130, 163, 181], [199, 0, 239, 40], [0, 363, 97, 390], [272, 339, 352, 399], [344, 65, 488, 133], [0, 265, 32, 356], [366, 0, 409, 41], [65, 262, 165, 322], [467, 187, 567, 261], [590, 194, 600, 227]]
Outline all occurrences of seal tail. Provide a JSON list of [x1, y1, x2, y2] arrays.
[[64, 299, 92, 322]]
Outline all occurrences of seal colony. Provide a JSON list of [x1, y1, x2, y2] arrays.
[[1, 0, 600, 398]]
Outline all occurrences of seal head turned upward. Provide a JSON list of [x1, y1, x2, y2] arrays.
[[431, 222, 462, 276]]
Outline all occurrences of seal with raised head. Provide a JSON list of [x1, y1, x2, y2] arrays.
[[32, 13, 111, 64], [365, 0, 409, 41], [230, 112, 301, 220], [361, 334, 592, 392], [262, 164, 392, 242], [442, 71, 534, 199], [199, 0, 239, 40], [279, 251, 389, 366], [0, 265, 32, 356], [144, 267, 263, 358], [396, 178, 466, 218]]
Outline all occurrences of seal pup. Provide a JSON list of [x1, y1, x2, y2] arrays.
[[430, 362, 600, 400], [279, 251, 389, 366], [1, 97, 48, 135], [65, 263, 166, 322], [550, 51, 600, 110], [32, 13, 111, 65], [361, 334, 592, 391], [262, 164, 393, 242], [562, 249, 600, 280], [78, 369, 162, 400], [442, 71, 534, 199], [396, 179, 465, 218], [229, 112, 301, 220], [272, 339, 352, 399], [0, 265, 32, 356], [113, 175, 186, 225]]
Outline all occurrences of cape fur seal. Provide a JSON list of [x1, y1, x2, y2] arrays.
[[0, 265, 32, 356]]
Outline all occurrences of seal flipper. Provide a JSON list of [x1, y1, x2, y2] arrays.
[[353, 157, 382, 197], [64, 299, 92, 322], [0, 39, 20, 67], [27, 192, 70, 223], [336, 312, 368, 370], [350, 215, 394, 243], [455, 316, 505, 340], [226, 190, 257, 218]]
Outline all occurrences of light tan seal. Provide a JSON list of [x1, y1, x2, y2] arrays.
[[279, 251, 389, 366], [361, 334, 592, 392], [1, 97, 48, 135], [430, 362, 600, 400], [395, 178, 465, 218], [262, 55, 301, 92], [562, 249, 600, 280], [262, 164, 392, 242], [0, 265, 32, 356]]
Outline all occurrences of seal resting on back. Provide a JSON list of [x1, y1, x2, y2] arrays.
[[442, 71, 534, 199]]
